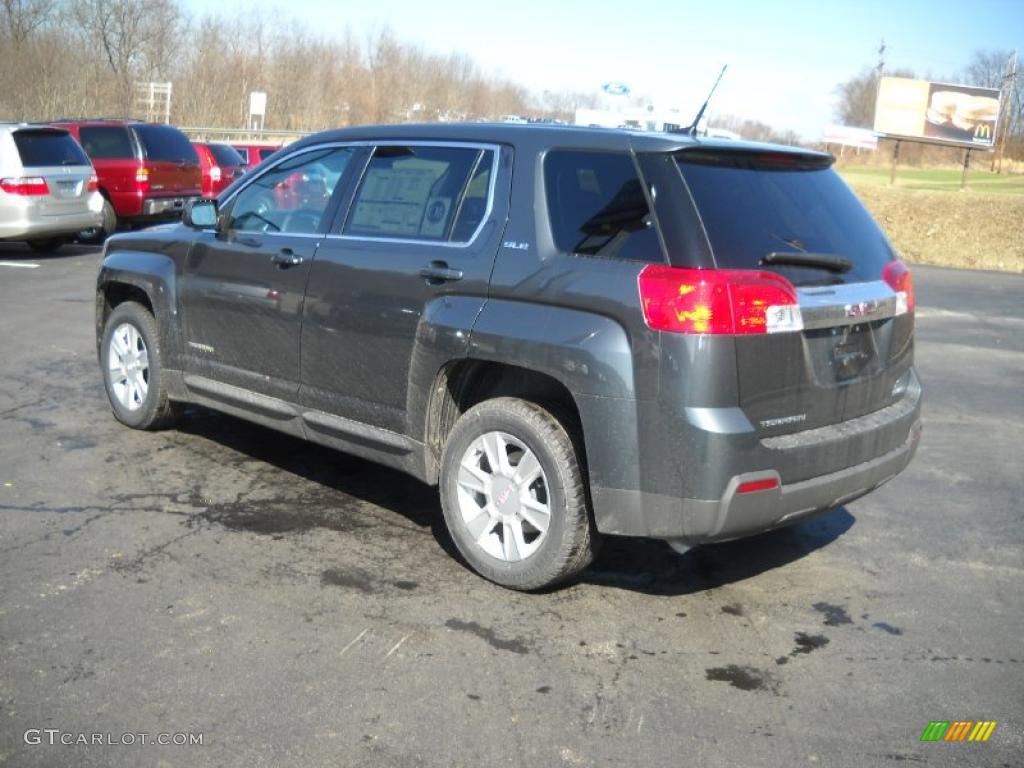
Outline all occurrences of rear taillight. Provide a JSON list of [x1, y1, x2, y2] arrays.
[[87, 173, 99, 192], [135, 167, 150, 187], [0, 176, 50, 196], [638, 265, 803, 335], [210, 166, 221, 182], [882, 259, 914, 315]]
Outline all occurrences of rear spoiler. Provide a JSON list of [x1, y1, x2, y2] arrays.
[[676, 146, 835, 170]]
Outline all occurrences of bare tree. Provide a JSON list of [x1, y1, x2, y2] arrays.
[[1, 0, 54, 45]]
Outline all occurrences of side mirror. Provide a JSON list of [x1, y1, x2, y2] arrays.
[[183, 198, 219, 229]]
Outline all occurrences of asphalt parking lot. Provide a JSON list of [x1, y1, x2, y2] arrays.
[[0, 244, 1021, 768]]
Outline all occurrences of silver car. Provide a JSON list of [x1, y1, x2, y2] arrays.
[[0, 123, 103, 251]]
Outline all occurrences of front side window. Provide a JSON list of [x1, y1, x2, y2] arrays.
[[544, 150, 661, 262], [344, 145, 487, 242], [228, 146, 353, 235]]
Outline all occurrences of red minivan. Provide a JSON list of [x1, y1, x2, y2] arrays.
[[193, 142, 246, 197], [51, 119, 202, 240]]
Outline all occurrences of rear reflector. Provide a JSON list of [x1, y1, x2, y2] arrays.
[[638, 265, 803, 335], [882, 259, 914, 315], [0, 176, 49, 196], [736, 477, 780, 495]]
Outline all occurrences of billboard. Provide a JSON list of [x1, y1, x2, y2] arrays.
[[874, 76, 1000, 149]]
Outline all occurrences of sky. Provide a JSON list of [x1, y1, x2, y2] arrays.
[[184, 0, 1023, 139]]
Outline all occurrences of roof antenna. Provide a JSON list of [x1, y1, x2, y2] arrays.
[[682, 64, 727, 136]]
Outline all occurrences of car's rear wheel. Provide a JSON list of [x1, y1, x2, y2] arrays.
[[78, 198, 117, 244], [26, 238, 64, 252], [100, 301, 183, 430], [439, 397, 598, 590]]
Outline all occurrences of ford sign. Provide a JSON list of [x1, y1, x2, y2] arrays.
[[601, 82, 630, 96]]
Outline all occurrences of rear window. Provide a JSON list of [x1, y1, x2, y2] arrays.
[[134, 125, 198, 164], [208, 144, 244, 167], [12, 129, 90, 167], [79, 126, 136, 159], [344, 145, 486, 242], [544, 150, 662, 262], [677, 152, 895, 284]]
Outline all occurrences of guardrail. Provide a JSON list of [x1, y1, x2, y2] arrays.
[[180, 127, 311, 143]]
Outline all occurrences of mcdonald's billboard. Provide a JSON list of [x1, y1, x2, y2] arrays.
[[874, 77, 1000, 149]]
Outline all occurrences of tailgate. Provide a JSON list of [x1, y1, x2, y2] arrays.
[[674, 147, 916, 437], [735, 282, 915, 436]]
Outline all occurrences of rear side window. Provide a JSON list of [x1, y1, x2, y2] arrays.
[[256, 148, 278, 163], [345, 145, 485, 242], [544, 150, 662, 262], [13, 129, 90, 167], [234, 147, 250, 163], [134, 125, 198, 164], [79, 126, 136, 159], [450, 153, 493, 242], [208, 144, 244, 167], [677, 153, 895, 284]]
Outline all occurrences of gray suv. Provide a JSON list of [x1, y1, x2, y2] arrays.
[[95, 124, 921, 590], [0, 124, 103, 250]]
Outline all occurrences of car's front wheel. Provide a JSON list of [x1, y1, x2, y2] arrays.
[[100, 301, 183, 430], [439, 397, 598, 590]]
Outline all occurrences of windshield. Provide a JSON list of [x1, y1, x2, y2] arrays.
[[677, 153, 895, 285]]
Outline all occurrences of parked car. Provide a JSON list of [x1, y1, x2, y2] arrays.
[[193, 142, 246, 197], [0, 123, 103, 251], [95, 124, 922, 590], [51, 119, 202, 241], [230, 142, 282, 167]]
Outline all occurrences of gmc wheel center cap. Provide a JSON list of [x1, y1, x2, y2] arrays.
[[491, 477, 519, 516]]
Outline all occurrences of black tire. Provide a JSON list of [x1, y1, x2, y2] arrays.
[[100, 301, 183, 430], [26, 238, 64, 252], [78, 198, 117, 244], [439, 397, 598, 590]]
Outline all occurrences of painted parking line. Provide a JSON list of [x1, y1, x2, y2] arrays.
[[0, 262, 40, 269]]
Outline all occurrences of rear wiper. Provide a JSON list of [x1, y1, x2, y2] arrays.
[[761, 252, 853, 272]]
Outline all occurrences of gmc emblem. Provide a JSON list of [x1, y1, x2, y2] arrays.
[[844, 300, 874, 319]]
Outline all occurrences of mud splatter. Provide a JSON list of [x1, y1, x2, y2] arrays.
[[873, 622, 903, 636], [705, 665, 776, 692], [791, 632, 830, 656], [445, 619, 531, 655], [812, 602, 852, 626]]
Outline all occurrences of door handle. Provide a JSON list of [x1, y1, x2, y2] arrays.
[[272, 248, 304, 268], [418, 261, 463, 284]]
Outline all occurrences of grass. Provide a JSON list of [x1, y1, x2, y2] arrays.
[[840, 170, 1024, 273], [839, 166, 1024, 196]]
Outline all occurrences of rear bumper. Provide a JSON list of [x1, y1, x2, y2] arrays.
[[140, 196, 196, 218], [588, 369, 922, 541], [593, 419, 920, 542], [0, 210, 103, 240]]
